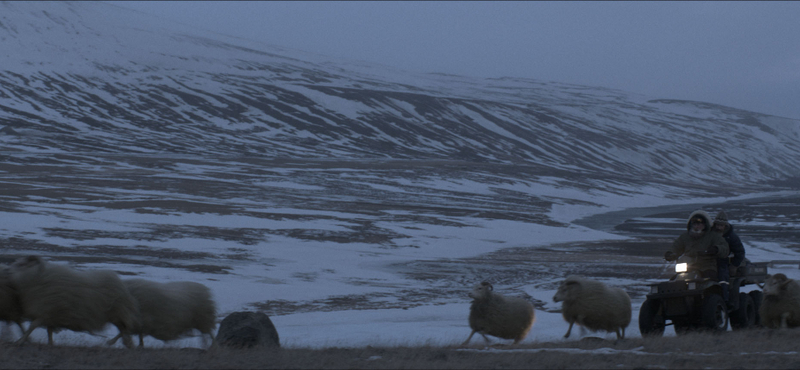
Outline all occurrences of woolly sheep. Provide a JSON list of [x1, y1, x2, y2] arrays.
[[107, 278, 217, 347], [0, 265, 26, 338], [9, 256, 138, 347], [552, 275, 631, 340], [463, 281, 535, 345], [760, 273, 800, 329]]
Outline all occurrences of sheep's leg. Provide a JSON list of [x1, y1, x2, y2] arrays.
[[462, 330, 477, 345], [15, 320, 40, 345], [121, 333, 134, 349], [480, 333, 491, 343], [613, 327, 625, 344], [109, 323, 135, 349], [107, 333, 122, 346], [15, 321, 28, 339], [108, 332, 134, 348], [201, 330, 214, 348], [139, 334, 145, 348], [47, 327, 54, 345], [781, 312, 791, 329], [201, 331, 217, 349], [4, 321, 28, 342], [15, 319, 42, 345], [576, 315, 587, 338], [564, 321, 574, 338]]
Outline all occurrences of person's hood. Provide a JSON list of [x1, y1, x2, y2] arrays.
[[713, 210, 729, 226], [713, 210, 733, 236], [723, 222, 735, 236], [686, 210, 712, 232]]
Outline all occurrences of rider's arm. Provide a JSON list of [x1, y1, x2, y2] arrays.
[[670, 234, 687, 257], [712, 234, 729, 259], [729, 232, 745, 267]]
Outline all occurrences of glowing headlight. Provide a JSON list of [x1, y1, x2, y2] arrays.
[[675, 263, 688, 273]]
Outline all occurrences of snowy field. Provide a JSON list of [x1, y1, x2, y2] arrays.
[[1, 155, 798, 349]]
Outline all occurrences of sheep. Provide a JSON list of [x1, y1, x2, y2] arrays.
[[552, 275, 631, 340], [8, 256, 138, 348], [107, 278, 217, 347], [759, 273, 800, 329], [0, 265, 26, 339], [463, 281, 535, 345]]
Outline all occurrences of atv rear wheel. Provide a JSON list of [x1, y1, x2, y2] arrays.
[[749, 290, 764, 326], [701, 294, 729, 332], [730, 293, 755, 329], [639, 299, 665, 337]]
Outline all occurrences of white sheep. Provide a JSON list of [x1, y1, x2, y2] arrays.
[[107, 278, 217, 347], [463, 281, 535, 345], [9, 256, 139, 347], [552, 275, 631, 340], [760, 273, 800, 329]]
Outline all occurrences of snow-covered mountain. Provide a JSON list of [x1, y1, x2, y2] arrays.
[[1, 1, 798, 191], [4, 2, 800, 350]]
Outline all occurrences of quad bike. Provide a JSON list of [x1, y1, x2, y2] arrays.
[[639, 253, 768, 336]]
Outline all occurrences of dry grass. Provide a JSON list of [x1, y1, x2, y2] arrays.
[[3, 329, 800, 369]]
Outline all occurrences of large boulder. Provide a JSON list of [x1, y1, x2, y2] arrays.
[[215, 311, 280, 348]]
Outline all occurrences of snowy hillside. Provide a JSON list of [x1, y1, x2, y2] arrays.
[[1, 1, 800, 350], [1, 2, 799, 189]]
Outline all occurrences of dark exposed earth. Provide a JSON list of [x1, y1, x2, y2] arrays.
[[1, 154, 799, 368], [1, 154, 798, 317]]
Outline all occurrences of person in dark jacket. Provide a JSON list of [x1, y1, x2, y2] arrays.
[[665, 210, 730, 278], [712, 210, 746, 308]]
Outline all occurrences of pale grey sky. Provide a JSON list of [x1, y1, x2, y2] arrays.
[[112, 1, 800, 119]]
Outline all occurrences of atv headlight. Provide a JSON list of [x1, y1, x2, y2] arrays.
[[676, 263, 688, 273]]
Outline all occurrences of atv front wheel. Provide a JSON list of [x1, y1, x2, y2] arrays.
[[639, 299, 665, 337], [701, 294, 729, 332]]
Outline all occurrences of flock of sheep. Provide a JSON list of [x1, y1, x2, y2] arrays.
[[0, 255, 216, 348], [465, 273, 800, 345], [2, 254, 800, 349], [2, 255, 632, 348], [464, 276, 631, 345]]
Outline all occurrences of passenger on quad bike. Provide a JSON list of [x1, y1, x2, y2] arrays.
[[664, 210, 730, 288], [712, 210, 746, 308]]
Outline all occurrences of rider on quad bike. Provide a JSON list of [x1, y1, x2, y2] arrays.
[[664, 210, 730, 286]]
